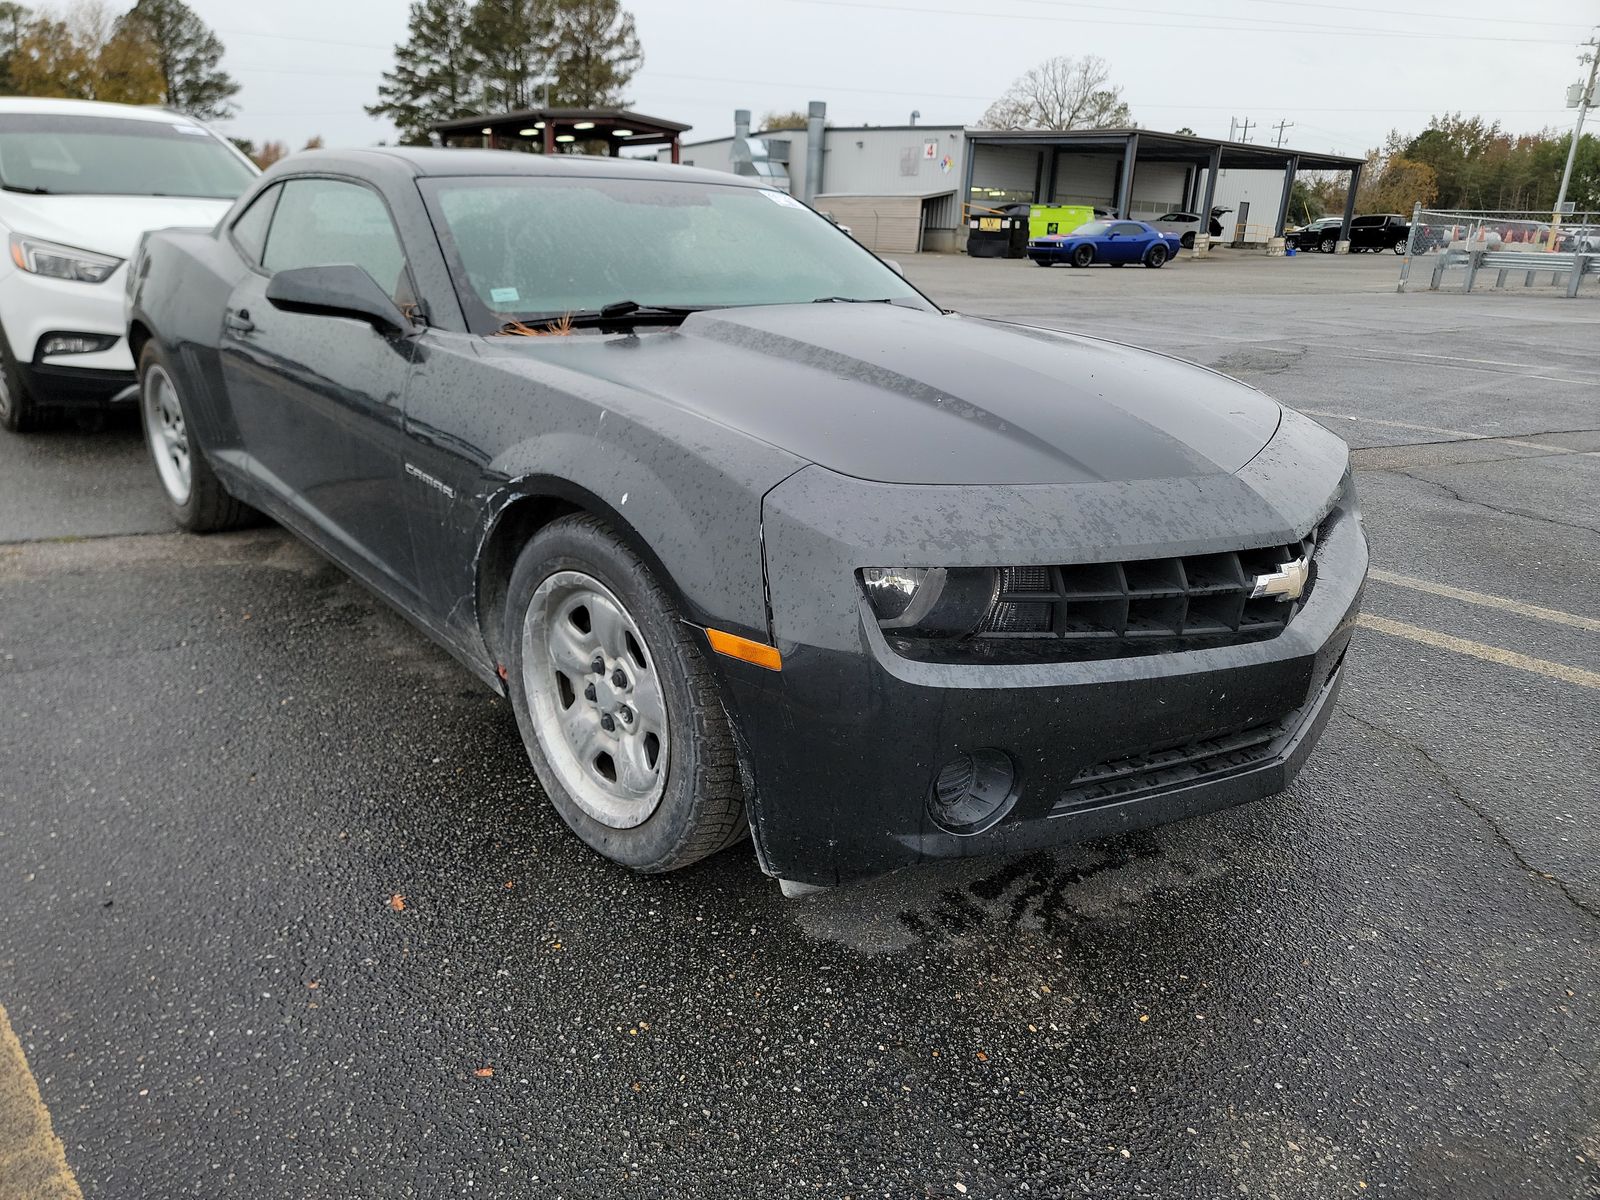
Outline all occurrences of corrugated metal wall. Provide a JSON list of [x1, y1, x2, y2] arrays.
[[822, 127, 964, 208]]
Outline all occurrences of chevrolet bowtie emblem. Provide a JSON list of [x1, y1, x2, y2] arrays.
[[1251, 555, 1310, 602]]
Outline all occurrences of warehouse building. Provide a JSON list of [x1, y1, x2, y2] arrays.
[[659, 103, 1364, 255]]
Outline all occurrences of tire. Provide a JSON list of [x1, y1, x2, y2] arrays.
[[1144, 244, 1169, 268], [1319, 236, 1336, 254], [1071, 245, 1095, 268], [0, 323, 40, 433], [1111, 262, 1126, 268], [1180, 232, 1195, 249], [503, 514, 746, 873], [1031, 257, 1053, 267], [1391, 238, 1407, 255], [138, 341, 252, 532]]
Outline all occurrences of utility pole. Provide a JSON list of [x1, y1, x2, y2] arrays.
[[1228, 117, 1237, 141], [1237, 117, 1255, 144], [1552, 31, 1599, 247], [1272, 119, 1294, 148]]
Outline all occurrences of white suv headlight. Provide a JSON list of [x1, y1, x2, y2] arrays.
[[9, 234, 123, 283]]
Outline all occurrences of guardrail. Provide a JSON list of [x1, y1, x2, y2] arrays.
[[1399, 205, 1600, 296], [1430, 248, 1599, 297]]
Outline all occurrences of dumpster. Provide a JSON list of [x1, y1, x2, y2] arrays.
[[1028, 205, 1096, 241], [967, 204, 1031, 258]]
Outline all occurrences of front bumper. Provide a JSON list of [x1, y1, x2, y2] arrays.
[[0, 259, 136, 406], [717, 410, 1366, 887]]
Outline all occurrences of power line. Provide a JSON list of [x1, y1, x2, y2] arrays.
[[1009, 0, 1589, 30], [771, 0, 1577, 45]]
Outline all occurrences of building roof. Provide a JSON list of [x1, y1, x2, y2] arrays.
[[965, 127, 1364, 171]]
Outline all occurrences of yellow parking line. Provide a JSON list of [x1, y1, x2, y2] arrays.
[[1358, 614, 1600, 690], [1369, 569, 1600, 633], [0, 1004, 82, 1200]]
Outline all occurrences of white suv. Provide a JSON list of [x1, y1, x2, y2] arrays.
[[0, 97, 256, 431]]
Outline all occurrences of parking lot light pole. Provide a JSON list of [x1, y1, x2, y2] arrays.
[[1551, 36, 1599, 250]]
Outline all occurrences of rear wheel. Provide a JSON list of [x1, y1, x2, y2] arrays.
[[1180, 231, 1195, 249], [1071, 245, 1095, 268], [0, 325, 40, 433], [1144, 244, 1169, 268], [1391, 238, 1407, 254], [138, 342, 253, 531], [504, 515, 746, 873]]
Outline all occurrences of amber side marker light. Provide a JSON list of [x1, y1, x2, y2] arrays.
[[705, 628, 783, 671]]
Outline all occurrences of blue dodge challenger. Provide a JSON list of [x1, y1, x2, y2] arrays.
[[1029, 219, 1184, 268]]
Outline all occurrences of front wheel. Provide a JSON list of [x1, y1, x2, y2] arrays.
[[1144, 244, 1169, 268], [504, 515, 747, 873], [1071, 245, 1095, 268], [138, 342, 253, 531], [0, 325, 40, 433]]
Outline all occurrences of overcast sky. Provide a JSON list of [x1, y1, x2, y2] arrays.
[[189, 0, 1596, 157]]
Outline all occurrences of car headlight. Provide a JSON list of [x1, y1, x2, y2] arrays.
[[860, 567, 1000, 636], [9, 234, 123, 283]]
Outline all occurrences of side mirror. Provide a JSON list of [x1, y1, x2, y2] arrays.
[[883, 259, 905, 277], [265, 265, 413, 337]]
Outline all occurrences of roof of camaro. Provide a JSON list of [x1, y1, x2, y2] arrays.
[[267, 146, 767, 188]]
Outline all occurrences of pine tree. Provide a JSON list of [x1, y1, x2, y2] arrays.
[[468, 0, 549, 112], [0, 2, 31, 95], [367, 0, 479, 146], [122, 0, 239, 120], [547, 0, 640, 107]]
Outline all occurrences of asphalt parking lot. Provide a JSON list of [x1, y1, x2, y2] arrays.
[[1, 249, 1596, 1199]]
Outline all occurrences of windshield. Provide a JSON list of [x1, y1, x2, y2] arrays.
[[0, 113, 255, 199], [1070, 221, 1110, 236], [420, 174, 928, 327]]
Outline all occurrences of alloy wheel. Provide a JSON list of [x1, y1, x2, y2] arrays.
[[521, 570, 669, 829], [142, 363, 191, 505]]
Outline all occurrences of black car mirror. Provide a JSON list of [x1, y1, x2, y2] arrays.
[[265, 265, 414, 337]]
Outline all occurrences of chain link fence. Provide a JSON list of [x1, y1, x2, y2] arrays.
[[1398, 206, 1600, 296]]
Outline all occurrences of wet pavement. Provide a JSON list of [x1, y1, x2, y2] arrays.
[[1, 251, 1595, 1198]]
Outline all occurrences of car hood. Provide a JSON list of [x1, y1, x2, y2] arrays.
[[489, 303, 1282, 487], [0, 193, 234, 259]]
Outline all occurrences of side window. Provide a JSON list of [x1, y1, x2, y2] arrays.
[[229, 185, 279, 265], [1112, 222, 1143, 237], [261, 177, 411, 303]]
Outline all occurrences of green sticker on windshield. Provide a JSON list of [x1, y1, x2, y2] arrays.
[[490, 286, 520, 304]]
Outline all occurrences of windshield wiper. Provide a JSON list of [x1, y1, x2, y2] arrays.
[[3, 184, 52, 195], [811, 296, 894, 304]]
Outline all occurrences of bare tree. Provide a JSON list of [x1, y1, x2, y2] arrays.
[[980, 55, 1132, 131]]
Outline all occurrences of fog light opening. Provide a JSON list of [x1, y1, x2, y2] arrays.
[[928, 748, 1018, 836]]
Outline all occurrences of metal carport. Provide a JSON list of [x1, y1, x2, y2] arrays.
[[963, 128, 1366, 249]]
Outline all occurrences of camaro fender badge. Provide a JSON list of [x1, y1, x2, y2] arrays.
[[404, 462, 455, 499], [1251, 555, 1310, 602]]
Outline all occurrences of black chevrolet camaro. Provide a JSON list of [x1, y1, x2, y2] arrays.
[[126, 148, 1367, 892]]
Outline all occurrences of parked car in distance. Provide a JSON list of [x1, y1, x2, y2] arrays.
[[1028, 219, 1184, 268], [1347, 213, 1412, 254], [128, 149, 1367, 892], [1288, 217, 1344, 254], [1151, 206, 1232, 248], [0, 97, 257, 432]]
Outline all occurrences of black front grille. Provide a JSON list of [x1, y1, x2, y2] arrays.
[[975, 525, 1323, 657]]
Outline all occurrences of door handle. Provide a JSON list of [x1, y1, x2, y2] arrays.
[[224, 309, 255, 335]]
